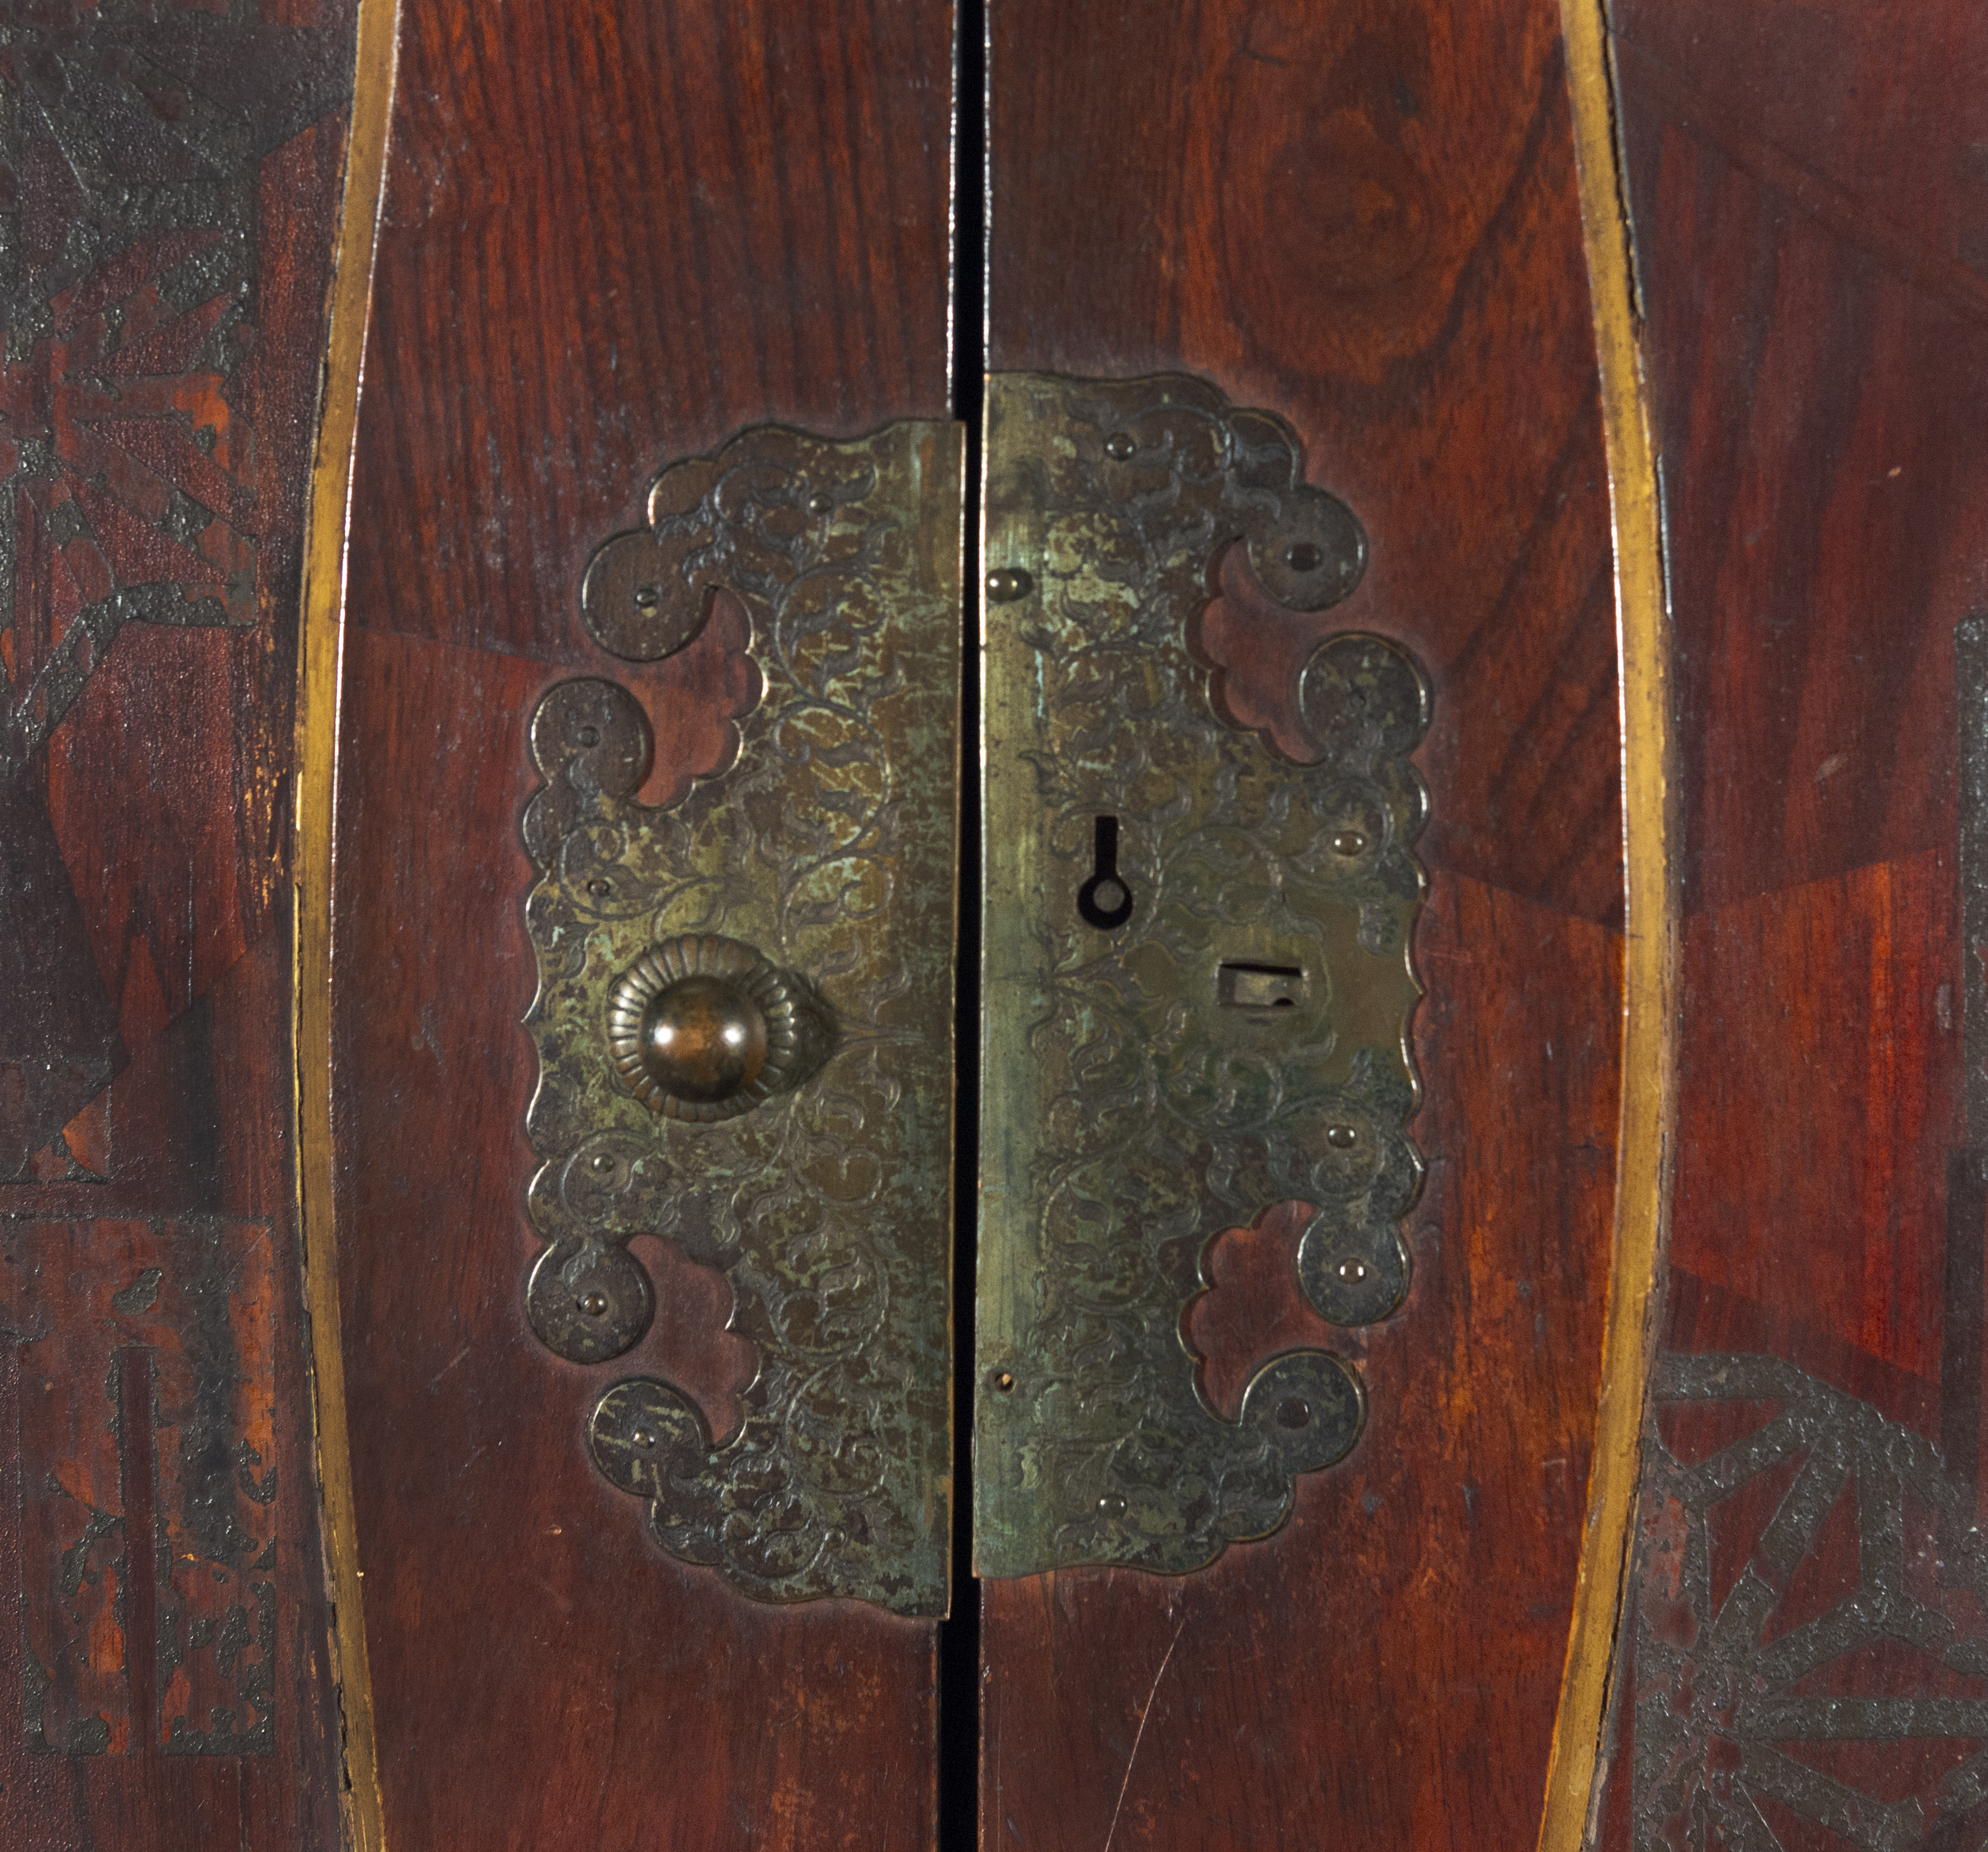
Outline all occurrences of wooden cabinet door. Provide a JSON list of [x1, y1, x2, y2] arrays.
[[971, 7, 1625, 1849], [316, 3, 1630, 1842], [324, 2, 959, 1848]]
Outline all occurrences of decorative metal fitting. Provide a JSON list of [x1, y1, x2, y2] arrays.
[[519, 419, 961, 1616], [606, 934, 828, 1121], [975, 371, 1428, 1580]]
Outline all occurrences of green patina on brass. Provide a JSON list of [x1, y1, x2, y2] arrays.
[[521, 422, 961, 1616], [977, 373, 1428, 1578]]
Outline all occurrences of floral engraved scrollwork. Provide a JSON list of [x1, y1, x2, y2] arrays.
[[521, 422, 959, 1615], [977, 372, 1428, 1578]]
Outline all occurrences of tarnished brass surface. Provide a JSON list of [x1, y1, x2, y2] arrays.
[[604, 933, 830, 1121], [976, 372, 1428, 1578], [521, 422, 961, 1615]]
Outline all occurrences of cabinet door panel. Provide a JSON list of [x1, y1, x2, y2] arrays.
[[978, 4, 1623, 1847], [331, 3, 957, 1848]]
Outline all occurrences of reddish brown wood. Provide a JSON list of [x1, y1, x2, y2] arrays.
[[0, 7, 357, 1847], [1671, 855, 1959, 1384], [332, 2, 954, 1847], [1596, 3, 1988, 1845], [981, 3, 1622, 1844], [985, 877, 1620, 1846]]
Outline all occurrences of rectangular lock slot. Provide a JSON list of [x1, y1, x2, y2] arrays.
[[1218, 962, 1307, 1010]]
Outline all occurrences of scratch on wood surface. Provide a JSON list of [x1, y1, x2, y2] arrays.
[[427, 1345, 472, 1389], [1101, 1614, 1186, 1852]]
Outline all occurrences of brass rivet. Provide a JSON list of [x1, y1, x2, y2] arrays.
[[1285, 542, 1323, 573], [806, 490, 834, 515], [1097, 1492, 1127, 1517], [1326, 1123, 1358, 1148], [992, 1370, 1017, 1394], [1336, 1258, 1369, 1284], [1332, 830, 1368, 857], [1103, 432, 1136, 461], [587, 878, 612, 897], [630, 1428, 655, 1450], [1275, 1396, 1312, 1430], [579, 1292, 609, 1317], [589, 1153, 615, 1174], [986, 568, 1034, 602], [633, 584, 660, 610]]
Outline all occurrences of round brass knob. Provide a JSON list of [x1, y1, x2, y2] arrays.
[[638, 973, 769, 1103], [606, 933, 827, 1122]]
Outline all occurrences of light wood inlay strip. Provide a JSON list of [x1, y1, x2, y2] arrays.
[[293, 2, 402, 1846], [1538, 3, 1678, 1848]]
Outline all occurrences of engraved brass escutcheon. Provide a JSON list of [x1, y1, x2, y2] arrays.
[[520, 422, 961, 1615], [975, 372, 1429, 1578]]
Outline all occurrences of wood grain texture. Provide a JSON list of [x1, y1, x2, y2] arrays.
[[332, 1, 954, 1846], [1596, 1, 1988, 1844], [985, 876, 1620, 1848], [1615, 6, 1988, 918], [0, 5, 357, 1846], [981, 2, 1622, 1844]]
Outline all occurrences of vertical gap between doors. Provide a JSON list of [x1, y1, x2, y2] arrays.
[[939, 0, 988, 1842]]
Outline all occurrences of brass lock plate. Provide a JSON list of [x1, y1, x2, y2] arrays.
[[975, 373, 1429, 1578], [520, 422, 961, 1616]]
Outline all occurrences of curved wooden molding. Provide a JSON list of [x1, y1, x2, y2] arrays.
[[1537, 4, 1680, 1849], [292, 1, 403, 1847]]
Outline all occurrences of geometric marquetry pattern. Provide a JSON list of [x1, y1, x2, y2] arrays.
[[1634, 1354, 1988, 1852]]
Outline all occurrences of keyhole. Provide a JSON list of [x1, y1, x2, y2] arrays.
[[1077, 815, 1134, 930]]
